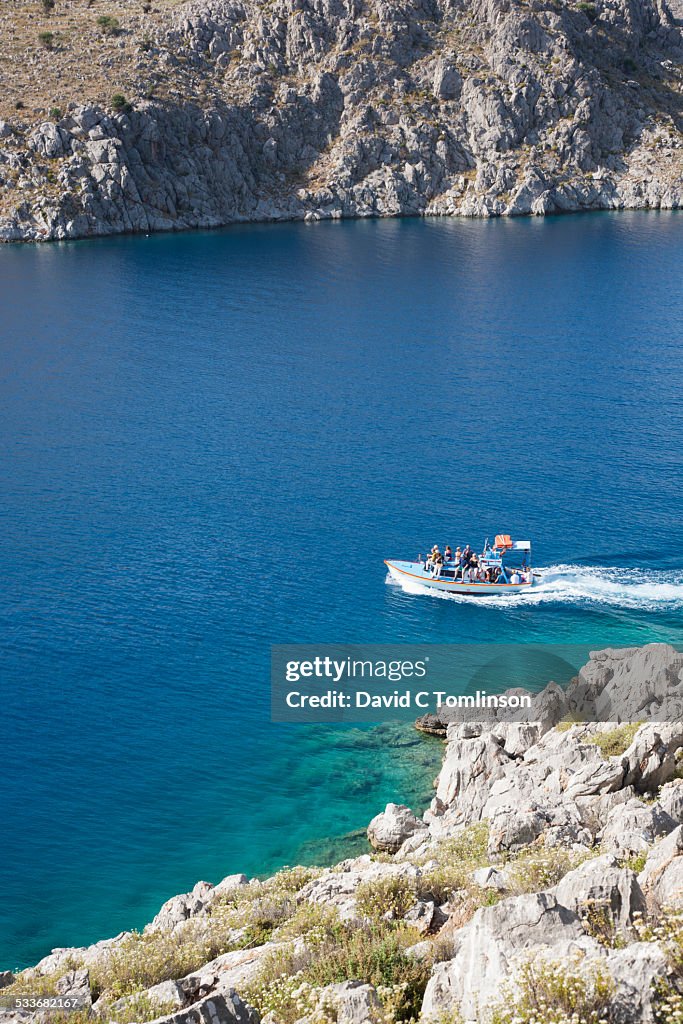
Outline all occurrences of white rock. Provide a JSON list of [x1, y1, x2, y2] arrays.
[[367, 803, 427, 853]]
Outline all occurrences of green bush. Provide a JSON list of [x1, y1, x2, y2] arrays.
[[244, 922, 428, 1024], [97, 15, 121, 35], [355, 876, 418, 921], [41, 0, 55, 14], [49, 106, 62, 119], [590, 723, 640, 758], [576, 1, 597, 20], [306, 925, 429, 1019], [111, 93, 132, 113], [38, 31, 54, 48]]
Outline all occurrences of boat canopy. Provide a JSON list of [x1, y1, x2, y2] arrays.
[[512, 540, 531, 551]]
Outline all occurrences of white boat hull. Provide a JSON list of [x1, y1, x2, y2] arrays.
[[385, 559, 536, 595]]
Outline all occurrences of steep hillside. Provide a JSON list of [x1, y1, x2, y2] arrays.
[[0, 0, 681, 240]]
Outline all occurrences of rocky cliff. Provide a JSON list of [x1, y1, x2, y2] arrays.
[[0, 0, 681, 240], [4, 643, 683, 1024]]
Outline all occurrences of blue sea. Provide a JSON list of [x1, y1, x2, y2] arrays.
[[1, 212, 683, 970]]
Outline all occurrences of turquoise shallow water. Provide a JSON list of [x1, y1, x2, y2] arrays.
[[1, 211, 683, 968]]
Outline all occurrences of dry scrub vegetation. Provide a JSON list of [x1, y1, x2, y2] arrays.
[[0, 0, 188, 120]]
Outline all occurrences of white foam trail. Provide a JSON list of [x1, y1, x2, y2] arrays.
[[386, 564, 683, 611]]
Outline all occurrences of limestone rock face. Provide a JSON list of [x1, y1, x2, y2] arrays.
[[9, 644, 683, 1024], [432, 726, 510, 823], [149, 986, 259, 1024], [367, 803, 427, 853], [301, 856, 421, 919], [658, 780, 683, 824], [600, 798, 676, 857], [421, 893, 598, 1021], [603, 942, 671, 1024], [554, 854, 646, 934], [1, 0, 681, 242], [146, 880, 217, 935], [318, 981, 381, 1024], [639, 825, 683, 909]]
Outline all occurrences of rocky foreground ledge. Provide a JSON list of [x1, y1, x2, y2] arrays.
[[4, 643, 683, 1024], [1, 0, 682, 241]]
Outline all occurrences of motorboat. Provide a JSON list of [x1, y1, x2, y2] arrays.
[[384, 534, 539, 596]]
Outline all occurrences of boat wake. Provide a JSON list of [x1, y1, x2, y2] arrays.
[[386, 564, 683, 611]]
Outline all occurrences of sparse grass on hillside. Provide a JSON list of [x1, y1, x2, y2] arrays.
[[0, 0, 187, 120]]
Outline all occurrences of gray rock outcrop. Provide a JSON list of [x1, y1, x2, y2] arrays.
[[1, 0, 681, 241]]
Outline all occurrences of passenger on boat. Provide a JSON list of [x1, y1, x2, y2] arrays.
[[432, 548, 444, 577], [510, 570, 521, 585], [468, 552, 479, 581], [444, 545, 453, 562]]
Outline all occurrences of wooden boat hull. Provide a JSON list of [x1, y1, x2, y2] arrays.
[[384, 559, 536, 595]]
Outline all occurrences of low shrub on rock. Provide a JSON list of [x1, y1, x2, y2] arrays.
[[356, 876, 418, 921], [490, 953, 614, 1024], [590, 723, 641, 758], [506, 846, 594, 895], [88, 921, 236, 998], [244, 920, 428, 1024]]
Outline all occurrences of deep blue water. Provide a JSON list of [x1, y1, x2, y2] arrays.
[[2, 212, 683, 969]]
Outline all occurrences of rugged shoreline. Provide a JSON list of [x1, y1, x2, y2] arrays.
[[4, 642, 683, 1024], [1, 0, 681, 242]]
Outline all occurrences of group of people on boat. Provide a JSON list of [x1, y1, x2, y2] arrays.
[[420, 544, 530, 585]]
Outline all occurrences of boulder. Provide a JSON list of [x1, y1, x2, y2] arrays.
[[213, 874, 249, 898], [657, 779, 683, 823], [421, 892, 598, 1021], [146, 881, 216, 934], [622, 724, 683, 792], [432, 60, 462, 101], [367, 803, 426, 853], [554, 854, 646, 934], [490, 723, 543, 758], [434, 728, 509, 820], [600, 798, 676, 857], [604, 942, 670, 1024], [403, 900, 447, 934], [638, 825, 683, 909], [0, 972, 15, 989], [318, 981, 380, 1024], [487, 805, 548, 855], [147, 986, 258, 1024], [471, 866, 508, 890], [179, 943, 294, 995]]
